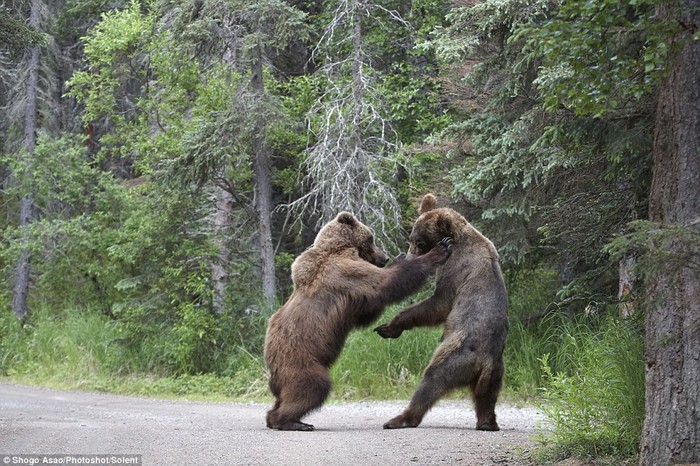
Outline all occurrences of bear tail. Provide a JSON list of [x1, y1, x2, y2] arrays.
[[474, 362, 493, 397]]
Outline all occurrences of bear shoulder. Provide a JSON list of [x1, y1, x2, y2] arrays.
[[291, 246, 368, 290], [291, 248, 326, 289]]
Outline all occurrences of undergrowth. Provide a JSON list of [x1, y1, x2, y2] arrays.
[[0, 268, 560, 401], [537, 314, 645, 462]]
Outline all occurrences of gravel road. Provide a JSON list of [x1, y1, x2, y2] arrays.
[[0, 382, 546, 465]]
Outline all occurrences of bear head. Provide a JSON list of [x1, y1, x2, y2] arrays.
[[408, 194, 469, 256], [314, 212, 389, 267]]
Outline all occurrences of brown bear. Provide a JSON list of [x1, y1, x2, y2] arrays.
[[264, 211, 453, 431], [374, 194, 509, 431]]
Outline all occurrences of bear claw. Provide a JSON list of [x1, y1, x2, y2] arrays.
[[439, 237, 453, 249]]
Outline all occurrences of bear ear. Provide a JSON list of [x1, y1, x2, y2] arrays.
[[419, 194, 437, 214], [336, 212, 357, 226]]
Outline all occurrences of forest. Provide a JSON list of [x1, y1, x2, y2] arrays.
[[1, 0, 698, 464]]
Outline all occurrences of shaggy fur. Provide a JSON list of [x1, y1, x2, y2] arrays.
[[375, 194, 509, 430], [264, 211, 453, 431]]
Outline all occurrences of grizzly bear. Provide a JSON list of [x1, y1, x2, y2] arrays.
[[264, 211, 453, 431], [374, 194, 509, 431]]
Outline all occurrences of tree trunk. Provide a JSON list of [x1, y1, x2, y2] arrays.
[[12, 0, 41, 322], [638, 1, 700, 464], [250, 45, 277, 307], [349, 0, 366, 215], [211, 185, 233, 314], [12, 199, 33, 322], [618, 256, 636, 318]]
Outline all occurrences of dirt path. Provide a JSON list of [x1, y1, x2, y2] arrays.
[[0, 382, 545, 465]]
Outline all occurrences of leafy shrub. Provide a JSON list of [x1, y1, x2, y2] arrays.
[[538, 315, 645, 460]]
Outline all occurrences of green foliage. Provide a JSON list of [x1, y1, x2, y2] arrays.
[[538, 316, 645, 460], [2, 135, 94, 215], [420, 0, 660, 308], [516, 0, 676, 116], [502, 268, 559, 396], [0, 135, 231, 377], [605, 220, 700, 284], [1, 135, 122, 308], [67, 1, 155, 127], [0, 5, 46, 56], [0, 303, 270, 399], [0, 305, 123, 381], [381, 64, 448, 142]]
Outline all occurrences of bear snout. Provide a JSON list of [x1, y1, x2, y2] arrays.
[[374, 254, 390, 268]]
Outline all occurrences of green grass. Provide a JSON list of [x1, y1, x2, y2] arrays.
[[537, 314, 645, 462], [0, 268, 560, 401], [0, 305, 270, 401], [330, 306, 443, 401]]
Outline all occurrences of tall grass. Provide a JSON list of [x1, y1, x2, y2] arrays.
[[0, 268, 562, 401], [0, 304, 270, 400], [538, 314, 645, 461], [503, 268, 560, 397], [330, 304, 443, 400], [0, 306, 122, 386]]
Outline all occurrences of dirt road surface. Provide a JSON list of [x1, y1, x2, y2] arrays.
[[0, 382, 545, 465]]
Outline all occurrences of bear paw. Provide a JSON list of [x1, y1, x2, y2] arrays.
[[374, 324, 403, 339], [476, 419, 500, 431], [272, 421, 315, 431], [383, 415, 419, 429]]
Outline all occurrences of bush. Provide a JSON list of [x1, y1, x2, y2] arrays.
[[0, 305, 122, 384], [538, 315, 645, 460], [0, 301, 271, 398], [503, 268, 559, 397]]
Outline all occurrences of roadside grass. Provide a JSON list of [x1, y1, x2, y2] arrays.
[[0, 268, 559, 401], [0, 305, 270, 401], [535, 314, 645, 462]]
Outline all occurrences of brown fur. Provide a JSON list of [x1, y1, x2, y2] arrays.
[[375, 194, 509, 430], [264, 211, 453, 431]]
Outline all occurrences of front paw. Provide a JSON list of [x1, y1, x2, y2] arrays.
[[438, 237, 453, 252], [374, 324, 403, 339], [432, 237, 453, 263]]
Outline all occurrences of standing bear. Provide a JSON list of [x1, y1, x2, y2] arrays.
[[374, 194, 509, 431], [264, 211, 453, 431]]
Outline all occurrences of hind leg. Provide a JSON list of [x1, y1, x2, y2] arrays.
[[383, 368, 452, 429], [266, 368, 331, 431], [472, 362, 504, 431], [384, 341, 468, 429]]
